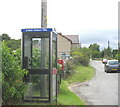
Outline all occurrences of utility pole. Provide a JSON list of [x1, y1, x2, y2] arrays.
[[41, 0, 47, 27], [118, 40, 120, 62], [108, 41, 110, 57], [40, 0, 48, 97]]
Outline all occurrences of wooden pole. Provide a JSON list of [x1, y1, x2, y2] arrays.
[[40, 0, 48, 97]]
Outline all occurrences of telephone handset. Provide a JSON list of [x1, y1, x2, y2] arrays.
[[24, 57, 31, 69]]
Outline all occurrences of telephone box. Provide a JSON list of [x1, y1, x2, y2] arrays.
[[21, 28, 58, 103]]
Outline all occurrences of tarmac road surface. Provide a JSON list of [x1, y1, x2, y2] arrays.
[[70, 60, 119, 105]]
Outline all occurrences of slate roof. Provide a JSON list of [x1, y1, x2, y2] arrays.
[[63, 35, 79, 44]]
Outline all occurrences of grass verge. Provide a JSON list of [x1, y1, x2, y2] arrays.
[[57, 64, 95, 105], [66, 65, 95, 84], [57, 80, 85, 105]]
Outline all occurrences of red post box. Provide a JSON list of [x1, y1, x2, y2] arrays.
[[58, 59, 64, 71]]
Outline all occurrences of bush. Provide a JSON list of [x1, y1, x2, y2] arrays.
[[64, 54, 89, 78], [78, 56, 89, 66], [65, 59, 75, 76], [71, 51, 90, 66], [115, 54, 120, 61], [2, 42, 28, 105]]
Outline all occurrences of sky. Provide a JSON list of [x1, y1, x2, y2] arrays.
[[0, 0, 119, 50]]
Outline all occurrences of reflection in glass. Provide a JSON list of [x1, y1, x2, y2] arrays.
[[24, 74, 49, 100], [24, 37, 49, 69]]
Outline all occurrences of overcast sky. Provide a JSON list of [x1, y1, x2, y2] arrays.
[[80, 29, 118, 50], [0, 0, 119, 50]]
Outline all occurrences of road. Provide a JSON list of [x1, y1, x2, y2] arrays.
[[70, 60, 119, 105]]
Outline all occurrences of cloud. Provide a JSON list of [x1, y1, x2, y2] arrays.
[[80, 29, 118, 50]]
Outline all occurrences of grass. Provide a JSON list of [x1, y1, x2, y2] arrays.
[[57, 64, 95, 105], [57, 80, 85, 105], [66, 65, 95, 84]]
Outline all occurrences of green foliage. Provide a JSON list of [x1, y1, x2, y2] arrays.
[[112, 49, 118, 58], [64, 48, 90, 77], [0, 34, 21, 50], [58, 81, 85, 105], [1, 34, 11, 41], [6, 39, 21, 50], [102, 48, 112, 59], [57, 64, 61, 71], [89, 43, 100, 52], [89, 43, 101, 59], [91, 51, 100, 59], [71, 50, 84, 57], [115, 54, 120, 61], [80, 47, 90, 57], [32, 48, 41, 68], [87, 43, 118, 59], [0, 40, 2, 93], [79, 55, 89, 66], [71, 48, 90, 66], [2, 42, 28, 105], [65, 59, 75, 76], [13, 49, 21, 65], [65, 65, 95, 83], [100, 50, 104, 58]]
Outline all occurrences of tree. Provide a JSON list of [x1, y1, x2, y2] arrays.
[[6, 39, 21, 50], [102, 48, 112, 59], [0, 34, 21, 50], [80, 47, 90, 58], [91, 51, 100, 58], [89, 43, 100, 59], [99, 50, 104, 58], [89, 43, 100, 52], [1, 34, 11, 41], [112, 49, 118, 58]]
